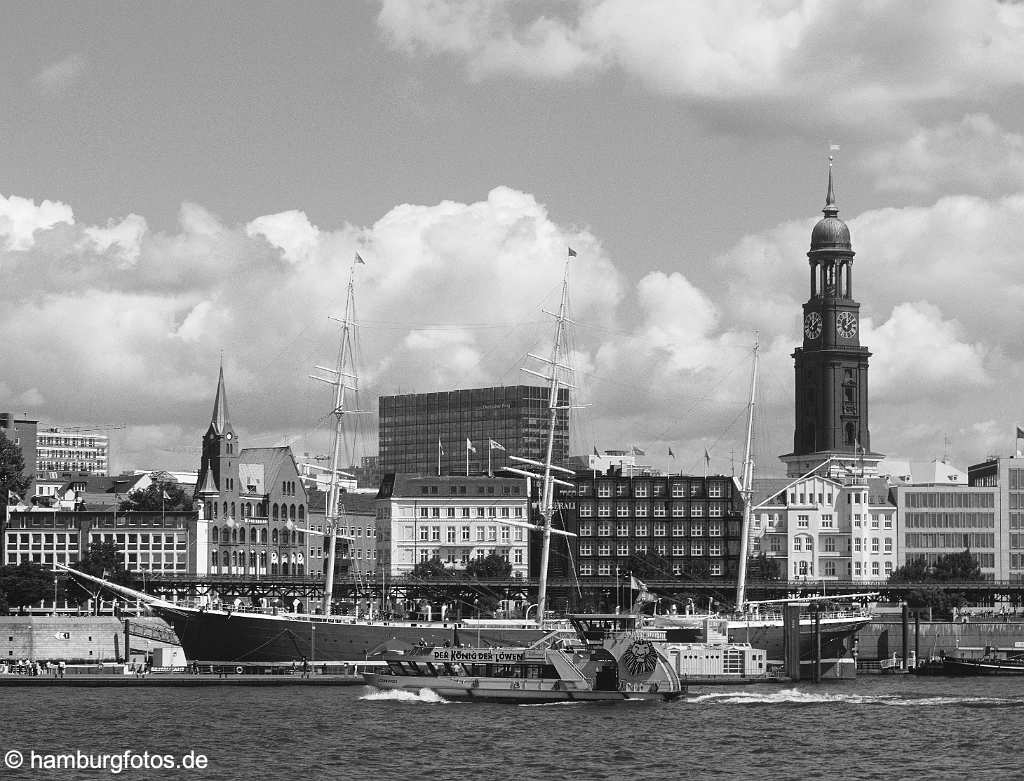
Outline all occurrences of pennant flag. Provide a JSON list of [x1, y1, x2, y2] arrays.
[[829, 143, 841, 152], [630, 575, 647, 592], [354, 252, 365, 264], [703, 447, 711, 466], [668, 447, 675, 459], [593, 445, 600, 456], [162, 490, 171, 501], [488, 439, 506, 451], [1017, 426, 1024, 440], [568, 247, 577, 257], [438, 439, 445, 456], [466, 438, 477, 453], [631, 446, 646, 456]]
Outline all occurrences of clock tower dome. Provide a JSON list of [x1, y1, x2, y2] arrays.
[[780, 163, 883, 478]]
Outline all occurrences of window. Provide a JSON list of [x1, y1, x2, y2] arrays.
[[691, 504, 704, 517], [635, 504, 649, 517], [653, 523, 666, 537], [691, 542, 705, 556], [597, 482, 612, 498], [431, 526, 441, 541], [709, 563, 722, 576], [871, 561, 880, 577], [634, 483, 649, 498], [691, 523, 704, 537], [616, 523, 629, 536], [708, 482, 723, 498], [598, 543, 611, 557], [579, 523, 593, 537], [821, 514, 834, 528], [709, 503, 723, 518], [580, 543, 592, 556], [671, 482, 686, 498], [871, 537, 879, 554], [672, 522, 686, 537], [598, 523, 611, 537], [824, 537, 836, 552], [653, 503, 666, 517], [854, 538, 862, 552], [672, 543, 686, 556], [616, 503, 629, 518], [461, 526, 470, 541], [708, 522, 722, 537], [797, 515, 809, 528], [635, 523, 648, 537], [597, 563, 611, 576], [579, 563, 593, 576], [446, 527, 456, 543], [709, 542, 722, 556], [671, 503, 686, 517], [617, 543, 629, 556], [598, 502, 611, 518], [884, 537, 892, 554]]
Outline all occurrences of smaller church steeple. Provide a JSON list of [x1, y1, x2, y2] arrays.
[[209, 362, 231, 436]]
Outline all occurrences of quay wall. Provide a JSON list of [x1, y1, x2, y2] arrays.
[[858, 619, 1024, 662], [1, 617, 179, 663]]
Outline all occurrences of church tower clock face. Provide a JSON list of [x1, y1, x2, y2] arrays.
[[836, 311, 857, 339], [804, 312, 822, 339]]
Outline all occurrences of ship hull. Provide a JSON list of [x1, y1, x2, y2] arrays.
[[726, 618, 869, 680], [939, 657, 1024, 676], [152, 606, 551, 663]]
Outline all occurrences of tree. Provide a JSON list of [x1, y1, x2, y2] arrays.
[[0, 430, 30, 506], [118, 479, 194, 512], [889, 550, 981, 620], [0, 563, 53, 614], [748, 553, 782, 581], [64, 541, 137, 611], [464, 554, 512, 579], [410, 556, 449, 579]]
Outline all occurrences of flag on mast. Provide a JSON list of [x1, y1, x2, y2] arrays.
[[668, 447, 675, 458], [1016, 426, 1024, 440], [438, 439, 445, 456], [593, 445, 600, 456], [354, 252, 365, 264], [488, 439, 505, 451], [466, 438, 476, 453], [630, 575, 647, 592], [568, 247, 577, 257]]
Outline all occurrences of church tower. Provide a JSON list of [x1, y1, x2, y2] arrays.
[[780, 163, 883, 478], [196, 363, 238, 501]]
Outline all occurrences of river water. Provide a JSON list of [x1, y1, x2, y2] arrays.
[[2, 676, 1020, 780]]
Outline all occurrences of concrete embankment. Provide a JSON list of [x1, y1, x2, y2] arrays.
[[857, 619, 1024, 662], [1, 616, 178, 663]]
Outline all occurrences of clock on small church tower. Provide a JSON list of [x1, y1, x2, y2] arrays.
[[781, 162, 882, 478]]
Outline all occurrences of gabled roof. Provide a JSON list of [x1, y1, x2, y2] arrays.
[[878, 458, 967, 486], [239, 447, 305, 498]]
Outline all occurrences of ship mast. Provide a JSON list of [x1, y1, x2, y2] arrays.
[[504, 253, 578, 627], [735, 334, 759, 612], [312, 257, 363, 616]]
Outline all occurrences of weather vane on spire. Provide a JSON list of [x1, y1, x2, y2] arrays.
[[828, 142, 840, 165]]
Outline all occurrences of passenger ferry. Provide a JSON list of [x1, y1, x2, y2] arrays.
[[363, 615, 685, 702]]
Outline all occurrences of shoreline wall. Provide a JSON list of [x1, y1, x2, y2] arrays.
[[1, 617, 179, 663], [858, 619, 1024, 661]]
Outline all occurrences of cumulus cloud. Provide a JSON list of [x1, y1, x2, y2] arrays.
[[376, 0, 1024, 122], [0, 193, 75, 251], [4, 178, 1024, 473], [865, 114, 1024, 194]]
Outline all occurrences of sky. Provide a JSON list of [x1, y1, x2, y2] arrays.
[[3, 1, 1024, 478]]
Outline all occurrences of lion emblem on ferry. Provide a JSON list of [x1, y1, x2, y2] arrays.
[[621, 640, 658, 676]]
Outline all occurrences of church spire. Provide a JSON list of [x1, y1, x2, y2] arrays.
[[823, 158, 838, 217], [209, 362, 231, 436]]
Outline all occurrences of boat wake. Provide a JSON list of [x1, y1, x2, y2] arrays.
[[689, 688, 1024, 708], [359, 687, 449, 704]]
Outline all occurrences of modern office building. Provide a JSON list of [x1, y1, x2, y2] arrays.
[[967, 456, 1024, 580], [889, 482, 998, 578], [36, 427, 110, 476], [375, 474, 529, 578], [378, 385, 569, 477]]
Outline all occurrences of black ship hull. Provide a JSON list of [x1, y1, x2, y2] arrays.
[[153, 605, 550, 663]]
